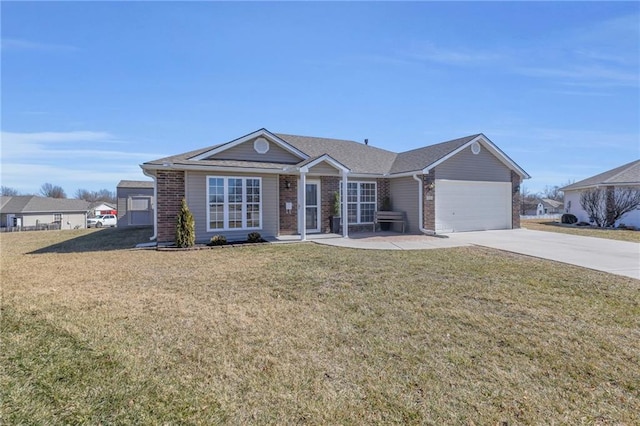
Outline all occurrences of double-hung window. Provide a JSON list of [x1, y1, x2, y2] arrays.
[[207, 176, 262, 231], [343, 181, 377, 224]]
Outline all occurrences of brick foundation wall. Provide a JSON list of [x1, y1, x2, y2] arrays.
[[157, 170, 186, 243], [511, 170, 521, 229], [423, 174, 436, 231], [279, 175, 298, 235]]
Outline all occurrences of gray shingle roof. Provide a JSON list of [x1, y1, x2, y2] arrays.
[[561, 160, 640, 191], [0, 196, 91, 214], [540, 198, 563, 209], [389, 134, 481, 174], [117, 180, 155, 188], [141, 129, 527, 177], [276, 134, 397, 175]]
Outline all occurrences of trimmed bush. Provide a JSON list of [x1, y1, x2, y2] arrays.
[[247, 232, 263, 243], [561, 213, 578, 224], [175, 199, 195, 248], [208, 235, 227, 246]]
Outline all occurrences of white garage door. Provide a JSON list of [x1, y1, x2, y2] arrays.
[[435, 179, 512, 233]]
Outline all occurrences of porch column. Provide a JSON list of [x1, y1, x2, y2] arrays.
[[300, 171, 307, 241], [342, 170, 349, 238]]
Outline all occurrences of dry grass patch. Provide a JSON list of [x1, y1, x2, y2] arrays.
[[2, 229, 639, 424], [522, 219, 640, 243]]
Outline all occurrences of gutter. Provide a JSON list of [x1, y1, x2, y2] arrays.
[[142, 168, 158, 241]]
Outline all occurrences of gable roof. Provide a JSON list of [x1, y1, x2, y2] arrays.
[[390, 134, 480, 175], [561, 159, 640, 191], [277, 133, 396, 175], [190, 128, 308, 162], [540, 198, 563, 209], [0, 196, 91, 214], [89, 201, 116, 210], [141, 128, 530, 178]]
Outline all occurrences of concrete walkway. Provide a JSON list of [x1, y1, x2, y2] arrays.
[[309, 232, 469, 250], [306, 229, 640, 280], [447, 229, 640, 280]]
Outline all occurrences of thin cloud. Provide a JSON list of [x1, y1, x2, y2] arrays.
[[2, 130, 113, 144], [405, 42, 503, 66], [516, 65, 638, 88], [1, 162, 148, 194], [1, 131, 167, 161], [1, 38, 79, 52], [0, 130, 167, 193]]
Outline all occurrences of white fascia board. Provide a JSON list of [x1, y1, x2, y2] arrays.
[[188, 128, 309, 161], [387, 170, 424, 178], [299, 154, 350, 173], [141, 163, 284, 175], [421, 134, 531, 179]]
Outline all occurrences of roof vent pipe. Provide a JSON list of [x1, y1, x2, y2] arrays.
[[364, 138, 368, 145]]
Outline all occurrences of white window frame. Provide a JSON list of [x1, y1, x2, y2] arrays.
[[340, 181, 377, 224], [206, 176, 263, 232]]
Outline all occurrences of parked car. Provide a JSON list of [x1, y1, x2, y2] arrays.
[[87, 214, 117, 228]]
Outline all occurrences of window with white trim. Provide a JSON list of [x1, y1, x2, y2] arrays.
[[207, 176, 262, 231], [341, 181, 377, 224]]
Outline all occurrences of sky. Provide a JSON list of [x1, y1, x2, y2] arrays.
[[1, 1, 639, 197]]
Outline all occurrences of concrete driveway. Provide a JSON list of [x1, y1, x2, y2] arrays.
[[447, 229, 640, 280]]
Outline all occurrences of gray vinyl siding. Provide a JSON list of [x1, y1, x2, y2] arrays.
[[14, 212, 87, 229], [213, 139, 301, 164], [389, 176, 419, 234], [186, 171, 278, 242], [435, 145, 511, 182], [308, 163, 340, 176], [117, 186, 154, 227]]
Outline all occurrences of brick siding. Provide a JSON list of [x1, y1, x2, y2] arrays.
[[157, 170, 185, 243], [279, 175, 298, 235], [423, 173, 436, 231], [320, 176, 340, 233], [511, 170, 521, 229]]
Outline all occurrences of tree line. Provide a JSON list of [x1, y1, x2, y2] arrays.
[[1, 183, 116, 204], [519, 182, 570, 215]]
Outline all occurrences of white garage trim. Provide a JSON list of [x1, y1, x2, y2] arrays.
[[436, 179, 512, 233]]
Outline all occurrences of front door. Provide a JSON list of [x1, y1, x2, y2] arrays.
[[305, 181, 321, 233]]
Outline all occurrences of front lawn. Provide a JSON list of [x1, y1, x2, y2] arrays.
[[1, 229, 638, 424], [522, 218, 640, 243]]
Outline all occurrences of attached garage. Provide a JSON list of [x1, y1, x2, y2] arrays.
[[435, 180, 512, 233]]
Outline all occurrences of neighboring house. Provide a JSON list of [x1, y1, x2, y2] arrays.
[[0, 196, 90, 230], [561, 159, 640, 228], [116, 180, 155, 227], [534, 198, 563, 216], [140, 128, 530, 244], [89, 202, 117, 217]]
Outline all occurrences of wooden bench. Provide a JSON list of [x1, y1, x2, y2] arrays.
[[373, 211, 406, 233]]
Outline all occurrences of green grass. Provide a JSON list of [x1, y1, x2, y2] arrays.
[[1, 229, 639, 424], [522, 219, 640, 243]]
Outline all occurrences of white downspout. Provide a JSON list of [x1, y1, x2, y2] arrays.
[[300, 171, 307, 241], [342, 170, 349, 238], [412, 173, 432, 235], [142, 168, 158, 241]]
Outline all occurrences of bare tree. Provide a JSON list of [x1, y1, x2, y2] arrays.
[[580, 188, 606, 226], [40, 183, 67, 198], [541, 180, 574, 201], [580, 187, 640, 227], [74, 188, 116, 204], [541, 185, 562, 201], [1, 186, 20, 196], [519, 185, 538, 215]]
